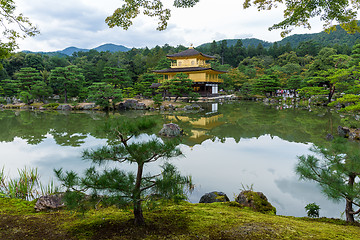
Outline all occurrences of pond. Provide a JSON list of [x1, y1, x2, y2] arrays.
[[0, 102, 347, 218]]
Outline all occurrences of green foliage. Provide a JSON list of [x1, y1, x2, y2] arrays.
[[30, 81, 53, 102], [19, 91, 32, 105], [252, 75, 280, 97], [135, 73, 159, 98], [0, 79, 19, 97], [152, 94, 163, 107], [241, 190, 277, 215], [298, 87, 328, 99], [188, 92, 200, 103], [103, 67, 131, 89], [50, 65, 85, 103], [0, 1, 38, 63], [296, 138, 360, 222], [329, 94, 360, 106], [15, 67, 42, 91], [42, 102, 60, 109], [341, 103, 360, 112], [107, 0, 360, 38], [88, 82, 123, 110], [305, 203, 320, 218], [168, 73, 194, 102], [0, 167, 58, 201], [122, 87, 136, 98], [106, 0, 199, 31], [55, 117, 192, 225], [244, 0, 360, 37], [286, 75, 303, 90]]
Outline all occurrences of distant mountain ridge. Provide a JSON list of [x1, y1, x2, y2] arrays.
[[23, 24, 360, 56], [198, 25, 360, 49], [23, 43, 131, 56]]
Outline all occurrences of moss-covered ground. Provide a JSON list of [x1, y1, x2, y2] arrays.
[[1, 198, 359, 239]]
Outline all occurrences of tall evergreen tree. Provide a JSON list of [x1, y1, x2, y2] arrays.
[[50, 65, 85, 103]]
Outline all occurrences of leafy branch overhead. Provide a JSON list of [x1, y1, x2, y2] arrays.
[[0, 0, 39, 57], [107, 0, 360, 36], [243, 0, 360, 36], [106, 0, 199, 30]]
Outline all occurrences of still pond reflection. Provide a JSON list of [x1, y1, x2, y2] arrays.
[[0, 102, 346, 218]]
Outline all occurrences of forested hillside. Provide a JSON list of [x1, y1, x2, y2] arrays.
[[1, 28, 360, 112]]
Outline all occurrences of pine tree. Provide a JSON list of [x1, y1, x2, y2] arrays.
[[55, 117, 192, 225], [296, 138, 360, 222]]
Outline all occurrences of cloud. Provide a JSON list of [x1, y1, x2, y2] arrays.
[[15, 0, 325, 52]]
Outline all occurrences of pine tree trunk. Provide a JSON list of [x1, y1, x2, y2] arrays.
[[133, 162, 145, 225], [134, 200, 145, 225], [345, 174, 355, 222], [64, 89, 68, 103], [345, 199, 355, 222]]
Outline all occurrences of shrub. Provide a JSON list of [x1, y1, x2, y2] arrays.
[[43, 103, 60, 110], [305, 202, 320, 218]]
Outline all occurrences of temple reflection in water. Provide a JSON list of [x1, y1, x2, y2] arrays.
[[166, 103, 224, 146]]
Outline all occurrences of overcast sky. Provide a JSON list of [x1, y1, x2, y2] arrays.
[[15, 0, 324, 52]]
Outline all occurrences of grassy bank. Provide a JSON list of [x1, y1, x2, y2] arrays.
[[1, 198, 359, 239]]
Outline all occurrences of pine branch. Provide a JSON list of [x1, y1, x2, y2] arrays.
[[141, 183, 156, 192]]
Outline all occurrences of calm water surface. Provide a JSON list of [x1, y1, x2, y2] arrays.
[[0, 102, 347, 218]]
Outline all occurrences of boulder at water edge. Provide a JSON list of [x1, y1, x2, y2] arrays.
[[56, 104, 72, 111], [199, 191, 230, 203], [123, 99, 138, 109], [235, 190, 276, 214], [158, 123, 183, 137]]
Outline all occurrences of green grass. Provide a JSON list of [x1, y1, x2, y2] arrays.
[[0, 198, 359, 239]]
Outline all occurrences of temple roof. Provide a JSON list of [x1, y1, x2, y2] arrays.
[[153, 67, 227, 74], [166, 48, 215, 60]]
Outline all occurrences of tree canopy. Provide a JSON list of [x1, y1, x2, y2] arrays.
[[107, 0, 360, 36], [0, 1, 38, 61]]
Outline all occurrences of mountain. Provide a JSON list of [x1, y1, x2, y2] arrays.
[[278, 25, 360, 47], [57, 44, 130, 55], [59, 47, 89, 56], [93, 44, 130, 53], [198, 25, 360, 50], [23, 43, 131, 56]]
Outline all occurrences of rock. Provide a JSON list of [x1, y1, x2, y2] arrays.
[[349, 129, 360, 140], [184, 104, 203, 111], [135, 102, 146, 110], [338, 126, 350, 138], [158, 123, 183, 137], [57, 104, 72, 111], [326, 134, 334, 141], [235, 190, 276, 214], [78, 103, 96, 110], [123, 99, 138, 109], [117, 102, 126, 110], [168, 104, 175, 110], [199, 191, 230, 203], [34, 194, 65, 212], [0, 104, 3, 108]]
